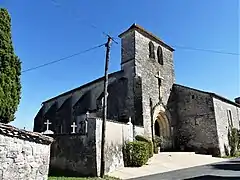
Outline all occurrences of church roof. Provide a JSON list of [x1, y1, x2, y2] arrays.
[[174, 84, 240, 108], [43, 70, 124, 104], [118, 23, 175, 52]]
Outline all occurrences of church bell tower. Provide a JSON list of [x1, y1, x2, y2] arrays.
[[119, 24, 175, 139]]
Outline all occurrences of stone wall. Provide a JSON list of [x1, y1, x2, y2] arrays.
[[120, 28, 175, 137], [95, 118, 143, 176], [34, 71, 124, 133], [49, 118, 97, 177], [135, 30, 175, 137], [173, 85, 220, 155], [0, 123, 53, 180], [213, 97, 240, 156], [120, 30, 137, 124]]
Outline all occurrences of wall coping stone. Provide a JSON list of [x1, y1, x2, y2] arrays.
[[0, 123, 54, 145], [93, 117, 144, 127]]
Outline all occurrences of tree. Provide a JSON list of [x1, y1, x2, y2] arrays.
[[0, 8, 21, 123]]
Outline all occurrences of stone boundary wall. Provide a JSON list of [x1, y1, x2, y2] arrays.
[[47, 117, 144, 177], [0, 123, 53, 180], [49, 118, 97, 177], [95, 118, 144, 176]]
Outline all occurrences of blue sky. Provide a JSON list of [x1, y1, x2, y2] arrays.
[[1, 0, 239, 130]]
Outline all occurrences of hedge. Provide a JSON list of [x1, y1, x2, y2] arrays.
[[123, 141, 149, 167], [135, 135, 153, 158]]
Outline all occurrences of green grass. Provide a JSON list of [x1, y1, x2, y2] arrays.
[[48, 176, 120, 180]]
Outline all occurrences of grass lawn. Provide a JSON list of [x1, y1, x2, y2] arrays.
[[48, 176, 120, 180]]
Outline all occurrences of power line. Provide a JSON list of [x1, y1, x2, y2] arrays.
[[120, 41, 239, 57], [21, 43, 105, 73], [52, 0, 238, 56], [172, 45, 239, 56], [51, 0, 119, 44], [51, 0, 108, 38]]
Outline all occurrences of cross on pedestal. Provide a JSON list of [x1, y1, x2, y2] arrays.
[[44, 119, 52, 131], [71, 122, 77, 134]]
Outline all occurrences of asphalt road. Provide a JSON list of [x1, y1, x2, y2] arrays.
[[130, 158, 240, 180]]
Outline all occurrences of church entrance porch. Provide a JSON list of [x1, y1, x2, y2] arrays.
[[153, 110, 173, 151]]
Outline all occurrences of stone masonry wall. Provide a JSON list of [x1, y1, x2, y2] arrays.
[[120, 28, 175, 137], [173, 85, 220, 156], [120, 30, 136, 124], [49, 118, 97, 177], [134, 30, 175, 137], [0, 123, 53, 180], [95, 118, 144, 176], [213, 97, 240, 156], [34, 71, 123, 133]]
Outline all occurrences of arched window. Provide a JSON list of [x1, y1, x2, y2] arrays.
[[157, 46, 163, 65], [149, 41, 155, 59]]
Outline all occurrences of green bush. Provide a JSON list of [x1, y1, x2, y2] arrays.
[[228, 128, 239, 156], [124, 141, 149, 167], [135, 135, 153, 158]]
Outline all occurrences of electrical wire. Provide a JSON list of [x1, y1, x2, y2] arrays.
[[21, 43, 105, 73]]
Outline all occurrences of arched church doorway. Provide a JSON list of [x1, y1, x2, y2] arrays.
[[154, 120, 160, 137], [154, 111, 172, 150]]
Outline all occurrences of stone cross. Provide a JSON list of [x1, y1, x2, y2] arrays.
[[155, 71, 164, 81], [155, 71, 164, 100], [71, 122, 77, 134], [44, 119, 52, 131]]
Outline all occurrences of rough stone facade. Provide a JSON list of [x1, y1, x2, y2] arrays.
[[0, 123, 53, 180], [213, 97, 240, 156], [172, 84, 220, 155], [172, 84, 240, 156], [34, 71, 128, 134], [119, 25, 175, 138]]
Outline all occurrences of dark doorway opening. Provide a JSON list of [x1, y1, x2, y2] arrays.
[[154, 120, 160, 137]]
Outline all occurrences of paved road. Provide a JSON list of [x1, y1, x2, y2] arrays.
[[130, 158, 240, 180]]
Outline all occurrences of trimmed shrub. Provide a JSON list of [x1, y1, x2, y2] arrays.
[[124, 141, 149, 167], [135, 135, 153, 158], [228, 128, 239, 156]]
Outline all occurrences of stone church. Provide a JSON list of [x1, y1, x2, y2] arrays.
[[34, 24, 240, 157]]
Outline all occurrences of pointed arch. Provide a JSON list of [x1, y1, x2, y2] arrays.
[[157, 46, 163, 65], [149, 41, 155, 59]]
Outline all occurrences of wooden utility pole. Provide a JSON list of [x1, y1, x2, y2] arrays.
[[100, 36, 112, 178]]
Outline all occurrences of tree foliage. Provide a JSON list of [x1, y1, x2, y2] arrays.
[[228, 127, 239, 157], [0, 8, 21, 123]]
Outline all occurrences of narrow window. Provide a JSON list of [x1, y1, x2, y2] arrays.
[[157, 46, 163, 65], [149, 41, 155, 59], [192, 95, 195, 99], [227, 109, 233, 127]]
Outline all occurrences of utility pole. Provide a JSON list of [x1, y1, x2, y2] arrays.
[[100, 36, 112, 178]]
